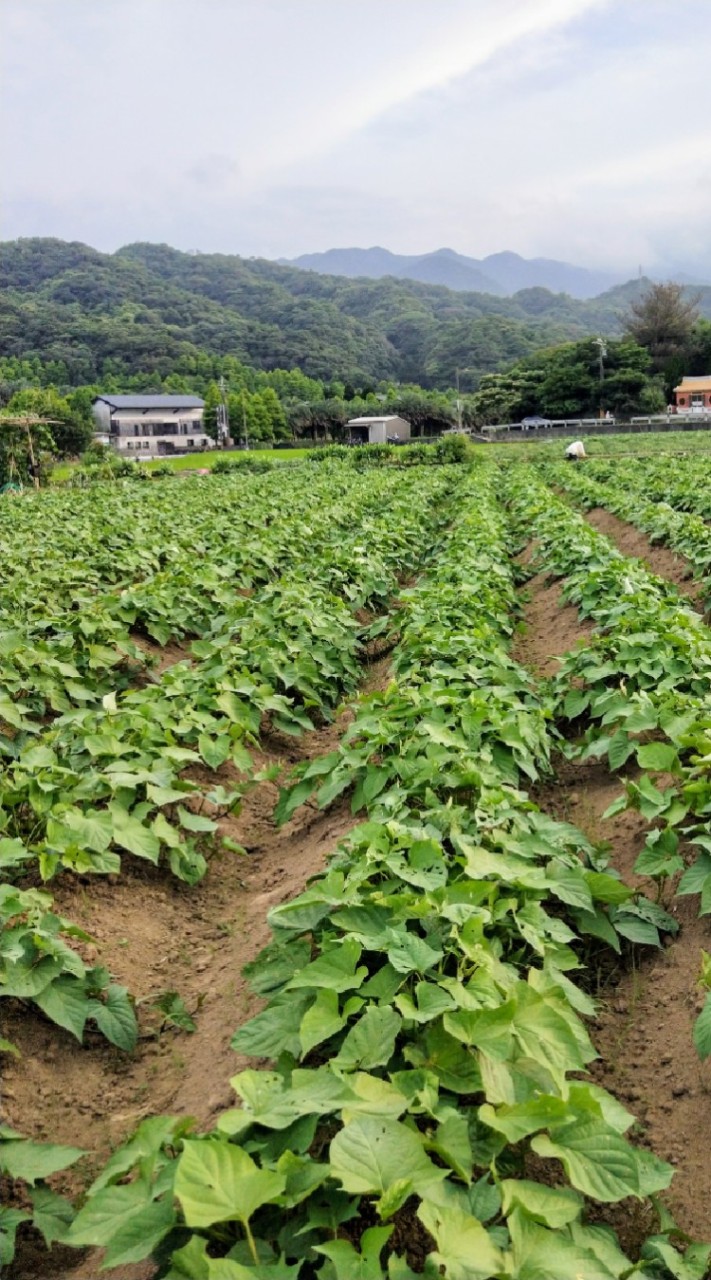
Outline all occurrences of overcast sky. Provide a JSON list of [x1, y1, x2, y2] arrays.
[[2, 0, 709, 274]]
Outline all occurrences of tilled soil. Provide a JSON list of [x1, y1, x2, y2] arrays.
[[5, 659, 392, 1280], [516, 540, 711, 1243], [132, 635, 194, 675], [514, 569, 594, 678]]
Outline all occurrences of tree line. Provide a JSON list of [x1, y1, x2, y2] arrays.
[[1, 280, 708, 486], [469, 285, 711, 423], [0, 371, 465, 462]]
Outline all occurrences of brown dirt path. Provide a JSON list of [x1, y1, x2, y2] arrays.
[[5, 659, 392, 1280], [515, 549, 711, 1243], [513, 571, 594, 678]]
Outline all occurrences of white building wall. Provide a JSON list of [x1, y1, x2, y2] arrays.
[[117, 434, 213, 457], [386, 417, 410, 442], [368, 421, 388, 444], [95, 406, 211, 456], [92, 401, 112, 430], [112, 407, 204, 431]]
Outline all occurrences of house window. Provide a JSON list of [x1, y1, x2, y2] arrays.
[[126, 441, 133, 450], [188, 438, 194, 448]]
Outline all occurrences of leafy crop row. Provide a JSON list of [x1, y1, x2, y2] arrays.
[[0, 467, 438, 721], [503, 465, 711, 1060], [2, 465, 466, 1265], [578, 453, 711, 522], [550, 461, 711, 600], [19, 469, 704, 1278], [0, 469, 455, 1056]]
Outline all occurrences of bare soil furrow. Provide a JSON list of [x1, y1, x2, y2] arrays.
[[513, 570, 594, 678]]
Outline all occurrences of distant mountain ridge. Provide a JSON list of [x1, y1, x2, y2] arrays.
[[282, 246, 624, 300]]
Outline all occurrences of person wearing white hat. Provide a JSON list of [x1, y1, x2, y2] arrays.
[[564, 440, 586, 461]]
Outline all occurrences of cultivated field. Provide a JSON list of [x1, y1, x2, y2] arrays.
[[3, 449, 711, 1279]]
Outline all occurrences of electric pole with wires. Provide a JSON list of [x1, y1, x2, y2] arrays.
[[216, 376, 230, 449], [594, 338, 607, 418]]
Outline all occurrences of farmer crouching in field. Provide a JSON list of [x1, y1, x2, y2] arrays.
[[564, 440, 586, 462]]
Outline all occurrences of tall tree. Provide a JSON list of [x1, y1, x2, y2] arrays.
[[260, 387, 290, 440], [686, 318, 711, 375], [202, 381, 221, 440], [469, 369, 543, 424], [624, 282, 699, 391]]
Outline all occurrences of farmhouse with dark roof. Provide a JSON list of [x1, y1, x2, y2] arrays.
[[92, 394, 212, 457]]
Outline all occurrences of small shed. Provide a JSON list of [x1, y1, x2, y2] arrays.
[[347, 415, 411, 444]]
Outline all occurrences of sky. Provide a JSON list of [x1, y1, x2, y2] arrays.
[[1, 0, 710, 276]]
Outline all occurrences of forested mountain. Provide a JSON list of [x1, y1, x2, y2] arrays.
[[283, 247, 505, 294], [3, 237, 711, 389], [285, 246, 623, 298]]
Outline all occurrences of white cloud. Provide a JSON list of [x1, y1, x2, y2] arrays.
[[244, 0, 610, 176], [1, 0, 710, 276], [274, 3, 711, 270], [573, 133, 711, 190]]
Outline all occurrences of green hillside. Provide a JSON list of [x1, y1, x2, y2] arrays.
[[3, 237, 710, 389]]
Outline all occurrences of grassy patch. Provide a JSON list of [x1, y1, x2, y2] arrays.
[[143, 448, 310, 471], [51, 448, 311, 484]]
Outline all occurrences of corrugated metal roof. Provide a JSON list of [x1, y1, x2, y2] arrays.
[[347, 415, 404, 425], [93, 394, 204, 409]]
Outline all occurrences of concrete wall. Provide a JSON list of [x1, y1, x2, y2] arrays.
[[380, 417, 410, 442], [675, 392, 711, 410], [118, 433, 213, 457], [491, 420, 711, 443], [364, 417, 411, 443]]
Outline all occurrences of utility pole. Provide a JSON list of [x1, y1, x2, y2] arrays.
[[594, 338, 607, 419], [241, 388, 249, 450], [455, 367, 471, 431], [216, 376, 230, 449]]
